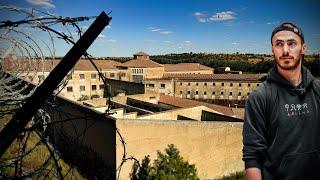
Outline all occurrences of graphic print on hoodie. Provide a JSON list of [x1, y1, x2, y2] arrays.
[[243, 66, 320, 180]]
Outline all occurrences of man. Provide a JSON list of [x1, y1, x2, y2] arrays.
[[243, 22, 320, 180]]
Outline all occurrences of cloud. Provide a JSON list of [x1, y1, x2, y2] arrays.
[[151, 28, 161, 32], [184, 40, 192, 46], [107, 39, 117, 43], [194, 11, 236, 23], [159, 31, 172, 35], [194, 12, 205, 17], [96, 34, 116, 44], [209, 11, 236, 21], [232, 42, 239, 45], [98, 34, 106, 38], [148, 27, 173, 35], [26, 0, 55, 8], [82, 26, 89, 31], [267, 21, 280, 25]]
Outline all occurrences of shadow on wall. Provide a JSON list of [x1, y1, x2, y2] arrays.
[[47, 96, 117, 179]]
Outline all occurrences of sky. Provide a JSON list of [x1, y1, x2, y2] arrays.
[[1, 0, 320, 57]]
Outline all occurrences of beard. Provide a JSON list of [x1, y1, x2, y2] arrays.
[[276, 54, 302, 71]]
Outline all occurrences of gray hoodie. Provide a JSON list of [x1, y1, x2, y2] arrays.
[[243, 66, 320, 180]]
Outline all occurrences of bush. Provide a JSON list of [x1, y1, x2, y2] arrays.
[[77, 95, 89, 101], [130, 144, 199, 180]]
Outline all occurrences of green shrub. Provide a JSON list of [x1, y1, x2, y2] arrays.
[[130, 144, 199, 180]]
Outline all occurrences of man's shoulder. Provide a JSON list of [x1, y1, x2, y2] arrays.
[[313, 78, 320, 86]]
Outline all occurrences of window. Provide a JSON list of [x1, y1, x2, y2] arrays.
[[160, 84, 165, 89], [221, 91, 224, 95], [196, 83, 199, 86], [79, 74, 85, 79], [110, 73, 115, 78], [149, 96, 156, 99], [180, 91, 183, 94], [212, 92, 216, 95], [180, 82, 183, 86], [247, 92, 250, 95], [91, 74, 96, 79], [213, 83, 216, 86], [67, 86, 73, 92], [221, 83, 224, 86], [257, 83, 260, 86], [196, 91, 199, 95], [80, 86, 85, 91], [238, 92, 242, 96], [92, 85, 97, 91], [147, 84, 155, 88], [204, 91, 207, 95], [229, 92, 233, 95], [99, 84, 104, 89], [230, 83, 233, 87], [239, 83, 242, 87], [132, 75, 143, 83], [204, 82, 207, 86], [248, 83, 251, 87], [187, 91, 191, 94], [188, 82, 191, 86]]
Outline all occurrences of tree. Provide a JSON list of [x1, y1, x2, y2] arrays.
[[130, 144, 199, 180]]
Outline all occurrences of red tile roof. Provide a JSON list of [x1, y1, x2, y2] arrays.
[[159, 94, 242, 119], [164, 63, 213, 72], [147, 73, 266, 81], [3, 58, 122, 72], [119, 59, 163, 68]]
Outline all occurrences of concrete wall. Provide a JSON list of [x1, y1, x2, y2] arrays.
[[105, 78, 145, 97], [116, 120, 244, 179], [49, 97, 117, 179], [144, 67, 165, 79], [145, 79, 175, 96], [137, 105, 221, 121]]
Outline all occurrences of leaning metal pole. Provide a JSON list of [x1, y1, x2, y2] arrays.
[[0, 11, 111, 156]]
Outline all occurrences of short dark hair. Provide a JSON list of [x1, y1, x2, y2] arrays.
[[271, 22, 304, 44]]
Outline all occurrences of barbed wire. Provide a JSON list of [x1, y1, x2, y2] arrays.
[[0, 6, 136, 179]]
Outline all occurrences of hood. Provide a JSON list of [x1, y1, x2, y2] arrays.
[[266, 66, 315, 95]]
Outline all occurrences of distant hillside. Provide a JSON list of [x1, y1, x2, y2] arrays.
[[53, 53, 319, 74], [150, 53, 319, 74]]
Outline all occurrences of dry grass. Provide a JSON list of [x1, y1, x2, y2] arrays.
[[1, 113, 84, 179]]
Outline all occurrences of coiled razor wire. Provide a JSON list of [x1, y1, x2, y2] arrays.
[[0, 6, 137, 179]]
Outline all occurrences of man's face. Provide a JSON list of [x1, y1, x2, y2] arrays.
[[271, 31, 307, 71]]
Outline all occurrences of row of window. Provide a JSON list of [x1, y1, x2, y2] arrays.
[[66, 84, 104, 92], [181, 90, 250, 96], [131, 68, 144, 74], [180, 82, 260, 87], [68, 73, 116, 80], [146, 83, 165, 89]]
